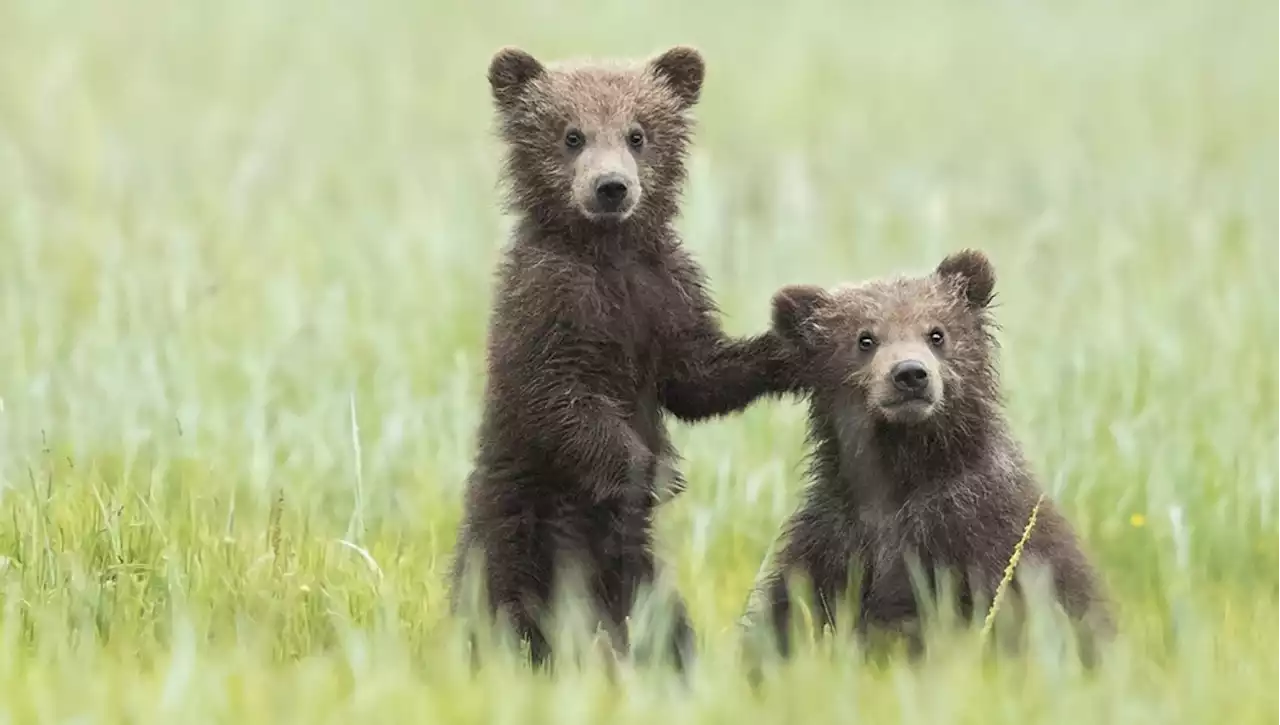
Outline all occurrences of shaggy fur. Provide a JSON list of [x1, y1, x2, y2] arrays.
[[743, 249, 1114, 660], [450, 46, 796, 670]]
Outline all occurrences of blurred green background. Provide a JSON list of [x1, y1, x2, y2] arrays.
[[0, 0, 1275, 722]]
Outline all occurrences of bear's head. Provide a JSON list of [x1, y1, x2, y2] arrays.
[[772, 250, 999, 427], [486, 46, 704, 227]]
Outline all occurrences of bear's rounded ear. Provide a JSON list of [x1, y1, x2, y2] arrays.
[[771, 284, 832, 348], [936, 248, 996, 310], [649, 46, 705, 109], [488, 47, 545, 109]]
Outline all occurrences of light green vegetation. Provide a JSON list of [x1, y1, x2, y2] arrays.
[[0, 0, 1275, 721]]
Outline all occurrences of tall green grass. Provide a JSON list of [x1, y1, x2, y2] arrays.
[[0, 0, 1275, 721]]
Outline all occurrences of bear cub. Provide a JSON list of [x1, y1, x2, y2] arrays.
[[743, 249, 1113, 660], [450, 45, 795, 670]]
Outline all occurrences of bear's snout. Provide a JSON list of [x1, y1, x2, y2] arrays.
[[867, 344, 944, 424], [891, 360, 930, 394], [567, 132, 642, 221], [572, 160, 641, 220], [594, 174, 631, 212]]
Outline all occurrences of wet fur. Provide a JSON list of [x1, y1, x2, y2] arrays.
[[744, 250, 1114, 662], [451, 46, 797, 670]]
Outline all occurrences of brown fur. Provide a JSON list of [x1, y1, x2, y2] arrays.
[[450, 46, 796, 670], [743, 249, 1113, 662]]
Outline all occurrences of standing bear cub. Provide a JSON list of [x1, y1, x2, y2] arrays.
[[450, 46, 795, 670], [743, 250, 1113, 660]]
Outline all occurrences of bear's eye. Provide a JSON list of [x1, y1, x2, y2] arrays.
[[564, 129, 585, 149], [627, 129, 645, 149], [929, 328, 945, 347], [857, 333, 877, 351]]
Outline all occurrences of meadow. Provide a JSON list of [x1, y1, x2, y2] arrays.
[[0, 0, 1276, 721]]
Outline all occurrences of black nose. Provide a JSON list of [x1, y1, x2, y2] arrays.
[[595, 176, 630, 210], [892, 360, 930, 392]]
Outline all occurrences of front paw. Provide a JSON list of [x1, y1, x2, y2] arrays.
[[593, 438, 656, 503], [766, 330, 813, 393], [653, 459, 687, 504], [625, 444, 658, 493]]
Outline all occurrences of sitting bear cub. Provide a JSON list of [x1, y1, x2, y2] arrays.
[[743, 249, 1114, 660]]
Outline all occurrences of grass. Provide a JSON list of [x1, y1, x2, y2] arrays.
[[0, 0, 1276, 721]]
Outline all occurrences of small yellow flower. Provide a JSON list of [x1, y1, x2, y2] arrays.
[[1129, 513, 1146, 528]]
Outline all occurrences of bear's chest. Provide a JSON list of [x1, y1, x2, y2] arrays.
[[594, 263, 691, 361]]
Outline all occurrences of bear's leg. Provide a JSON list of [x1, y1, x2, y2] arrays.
[[488, 526, 558, 669], [502, 601, 553, 668], [614, 548, 697, 672], [663, 590, 696, 673], [754, 573, 794, 658], [858, 567, 925, 659]]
